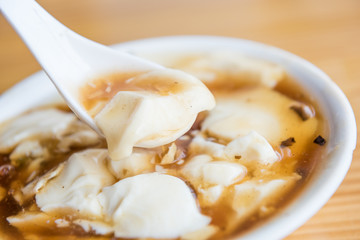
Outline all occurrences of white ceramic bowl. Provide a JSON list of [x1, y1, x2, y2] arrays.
[[0, 36, 357, 240]]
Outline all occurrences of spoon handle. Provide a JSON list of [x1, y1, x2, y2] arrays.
[[0, 0, 162, 84], [0, 0, 162, 134], [0, 0, 89, 85], [0, 0, 105, 133]]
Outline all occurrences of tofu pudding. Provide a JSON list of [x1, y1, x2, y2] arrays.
[[0, 51, 326, 240]]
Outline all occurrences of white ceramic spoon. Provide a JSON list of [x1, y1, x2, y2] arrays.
[[0, 0, 165, 134]]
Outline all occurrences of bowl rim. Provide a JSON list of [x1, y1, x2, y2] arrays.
[[0, 35, 357, 240]]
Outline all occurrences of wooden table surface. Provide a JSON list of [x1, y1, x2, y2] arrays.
[[0, 0, 359, 239]]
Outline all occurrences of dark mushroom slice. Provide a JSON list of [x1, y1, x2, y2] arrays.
[[313, 135, 326, 146], [290, 102, 315, 121], [281, 137, 296, 147]]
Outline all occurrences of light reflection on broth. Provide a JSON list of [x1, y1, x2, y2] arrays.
[[0, 54, 327, 239]]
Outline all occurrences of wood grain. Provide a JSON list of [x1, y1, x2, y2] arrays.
[[0, 0, 359, 239]]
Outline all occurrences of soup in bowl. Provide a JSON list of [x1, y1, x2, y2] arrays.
[[0, 36, 356, 240]]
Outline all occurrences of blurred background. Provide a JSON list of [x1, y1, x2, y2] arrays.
[[0, 0, 359, 239]]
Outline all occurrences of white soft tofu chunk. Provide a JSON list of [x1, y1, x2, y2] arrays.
[[140, 52, 285, 88], [57, 120, 101, 152], [0, 109, 76, 153], [160, 142, 178, 165], [189, 135, 226, 158], [225, 131, 279, 165], [182, 154, 247, 187], [202, 88, 318, 153], [36, 149, 115, 218], [229, 176, 300, 228], [95, 69, 215, 161], [107, 148, 155, 179], [189, 132, 278, 165], [198, 185, 224, 206], [0, 109, 102, 154], [22, 162, 65, 201], [74, 219, 113, 235], [10, 140, 48, 166], [7, 212, 59, 233], [97, 172, 211, 239]]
